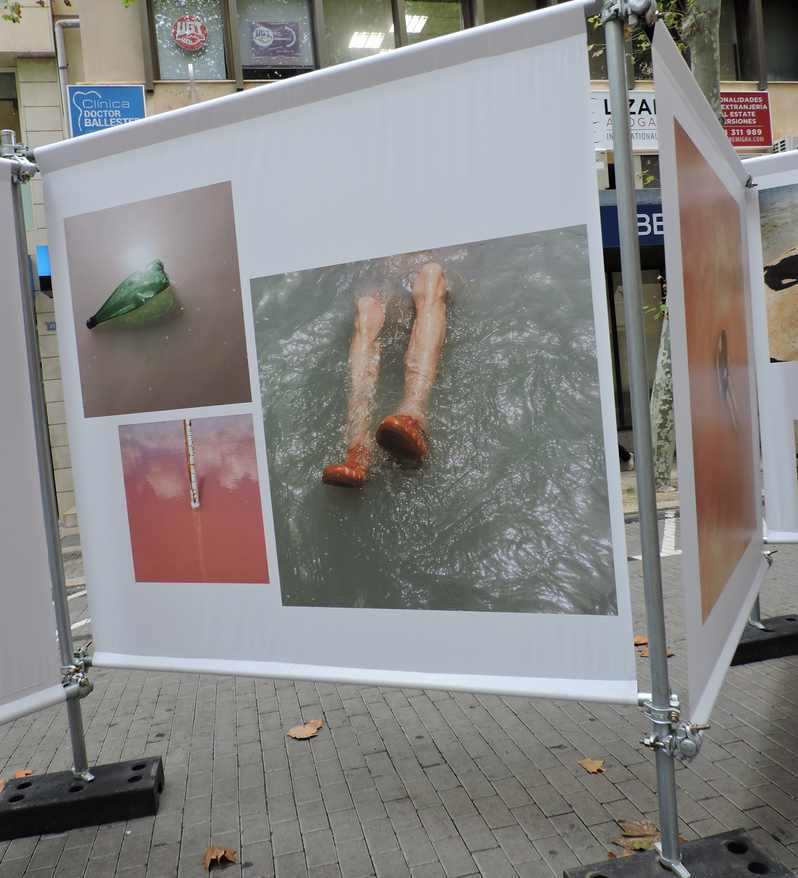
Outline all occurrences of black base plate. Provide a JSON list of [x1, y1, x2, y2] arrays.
[[732, 614, 798, 666], [563, 831, 791, 877], [0, 756, 164, 841]]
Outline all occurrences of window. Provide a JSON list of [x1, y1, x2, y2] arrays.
[[152, 0, 228, 80], [323, 0, 395, 66], [484, 0, 541, 24], [405, 0, 463, 44], [238, 0, 315, 77], [0, 73, 20, 140], [763, 0, 798, 81]]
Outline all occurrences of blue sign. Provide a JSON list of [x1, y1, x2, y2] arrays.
[[68, 85, 146, 138], [600, 202, 664, 249]]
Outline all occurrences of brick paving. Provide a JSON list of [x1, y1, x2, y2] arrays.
[[2, 518, 798, 877]]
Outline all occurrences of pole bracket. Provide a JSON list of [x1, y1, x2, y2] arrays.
[[600, 0, 657, 27], [2, 130, 38, 181], [61, 646, 94, 698]]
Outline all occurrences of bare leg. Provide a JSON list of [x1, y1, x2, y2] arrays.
[[376, 262, 447, 461], [323, 295, 386, 487]]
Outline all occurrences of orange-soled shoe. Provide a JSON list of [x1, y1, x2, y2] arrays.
[[322, 444, 370, 487], [375, 414, 428, 461]]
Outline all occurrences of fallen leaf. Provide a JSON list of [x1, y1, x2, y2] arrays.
[[633, 634, 648, 646], [612, 835, 657, 852], [13, 770, 32, 779], [577, 757, 605, 774], [607, 851, 617, 859], [202, 846, 237, 871], [287, 719, 324, 740], [617, 819, 658, 837], [0, 779, 5, 794], [636, 647, 674, 658]]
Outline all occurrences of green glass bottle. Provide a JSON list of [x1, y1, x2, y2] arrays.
[[86, 259, 176, 329]]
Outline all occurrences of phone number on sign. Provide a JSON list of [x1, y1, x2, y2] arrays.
[[728, 128, 764, 137]]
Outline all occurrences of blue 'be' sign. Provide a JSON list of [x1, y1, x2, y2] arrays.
[[68, 85, 146, 138]]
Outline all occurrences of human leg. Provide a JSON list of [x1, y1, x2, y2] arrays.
[[323, 295, 386, 486], [376, 262, 447, 461]]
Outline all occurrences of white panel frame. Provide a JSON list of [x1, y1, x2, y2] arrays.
[[0, 159, 65, 725], [38, 3, 637, 704], [743, 151, 798, 543], [653, 26, 768, 724]]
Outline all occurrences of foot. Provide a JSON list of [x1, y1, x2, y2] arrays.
[[322, 444, 370, 487], [375, 414, 428, 462]]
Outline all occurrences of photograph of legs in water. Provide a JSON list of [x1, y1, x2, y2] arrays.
[[251, 228, 619, 613]]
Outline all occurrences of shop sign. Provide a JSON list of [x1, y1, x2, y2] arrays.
[[593, 89, 773, 152], [251, 21, 302, 58], [172, 15, 208, 52], [600, 202, 664, 249], [719, 92, 772, 148], [592, 90, 657, 152], [68, 84, 146, 138]]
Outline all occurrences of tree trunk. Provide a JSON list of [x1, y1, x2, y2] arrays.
[[648, 0, 721, 489], [682, 0, 723, 118], [650, 312, 675, 488]]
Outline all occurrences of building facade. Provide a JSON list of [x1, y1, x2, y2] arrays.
[[2, 0, 798, 515]]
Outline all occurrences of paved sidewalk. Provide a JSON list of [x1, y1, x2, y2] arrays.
[[2, 521, 798, 878]]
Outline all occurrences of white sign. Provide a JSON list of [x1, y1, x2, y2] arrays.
[[743, 150, 798, 542], [0, 160, 65, 725], [592, 89, 658, 152], [39, 5, 636, 704], [653, 24, 767, 724]]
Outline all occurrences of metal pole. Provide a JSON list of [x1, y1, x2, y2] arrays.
[[9, 151, 93, 782], [603, 3, 686, 875], [54, 19, 80, 138]]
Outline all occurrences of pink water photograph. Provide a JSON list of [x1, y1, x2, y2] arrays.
[[119, 414, 269, 584]]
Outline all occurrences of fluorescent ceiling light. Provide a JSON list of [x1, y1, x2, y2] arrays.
[[405, 14, 428, 33], [349, 31, 385, 49]]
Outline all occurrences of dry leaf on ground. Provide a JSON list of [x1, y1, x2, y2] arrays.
[[633, 634, 648, 646], [0, 779, 5, 794], [287, 719, 324, 740], [577, 757, 605, 774], [611, 835, 658, 852], [617, 819, 658, 837], [13, 770, 32, 779], [202, 846, 237, 871], [637, 647, 674, 658]]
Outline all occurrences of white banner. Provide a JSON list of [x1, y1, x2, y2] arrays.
[[38, 2, 636, 703], [653, 25, 768, 724], [0, 160, 65, 725], [743, 151, 798, 543]]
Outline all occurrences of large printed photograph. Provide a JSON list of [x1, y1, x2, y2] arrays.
[[674, 120, 758, 622], [759, 182, 798, 362], [64, 182, 251, 418], [252, 228, 619, 614]]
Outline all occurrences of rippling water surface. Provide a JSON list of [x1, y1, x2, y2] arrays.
[[251, 226, 616, 614]]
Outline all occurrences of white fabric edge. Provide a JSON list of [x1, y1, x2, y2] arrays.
[[743, 150, 798, 540], [690, 557, 768, 725], [764, 530, 798, 544], [36, 2, 588, 175], [0, 684, 68, 726], [653, 27, 766, 724], [652, 22, 749, 188], [744, 150, 798, 181], [92, 652, 639, 705]]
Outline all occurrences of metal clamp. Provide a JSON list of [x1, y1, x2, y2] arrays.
[[61, 646, 94, 698], [642, 692, 681, 728], [763, 549, 777, 567], [1, 130, 38, 182], [642, 719, 709, 763], [601, 0, 657, 27]]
